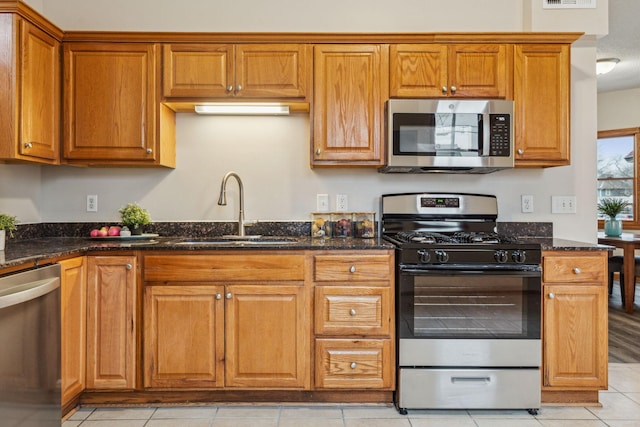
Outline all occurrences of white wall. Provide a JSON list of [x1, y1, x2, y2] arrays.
[[598, 88, 640, 131], [3, 0, 605, 242]]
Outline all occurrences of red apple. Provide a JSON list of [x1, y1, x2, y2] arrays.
[[90, 229, 99, 237], [108, 226, 121, 236]]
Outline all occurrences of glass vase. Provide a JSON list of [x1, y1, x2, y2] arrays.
[[604, 219, 623, 237]]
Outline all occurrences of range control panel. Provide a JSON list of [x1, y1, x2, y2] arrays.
[[420, 197, 460, 208]]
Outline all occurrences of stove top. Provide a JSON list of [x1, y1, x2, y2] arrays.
[[390, 231, 520, 245]]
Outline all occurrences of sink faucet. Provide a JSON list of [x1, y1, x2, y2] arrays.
[[217, 171, 246, 237]]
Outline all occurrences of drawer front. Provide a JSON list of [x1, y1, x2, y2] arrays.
[[144, 254, 305, 282], [314, 254, 392, 282], [543, 254, 606, 284], [315, 287, 391, 336], [315, 339, 393, 389]]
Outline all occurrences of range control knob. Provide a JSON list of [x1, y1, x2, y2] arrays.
[[417, 249, 430, 263], [512, 250, 527, 263], [494, 250, 508, 263], [434, 250, 449, 263]]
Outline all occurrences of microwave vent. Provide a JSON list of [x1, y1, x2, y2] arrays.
[[543, 0, 596, 9]]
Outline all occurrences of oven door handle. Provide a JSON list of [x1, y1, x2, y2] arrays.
[[400, 264, 541, 275]]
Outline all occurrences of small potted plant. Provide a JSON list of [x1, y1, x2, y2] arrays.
[[119, 203, 152, 235], [598, 197, 630, 237], [0, 213, 18, 251]]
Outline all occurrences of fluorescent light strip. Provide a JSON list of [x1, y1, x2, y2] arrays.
[[195, 103, 290, 115]]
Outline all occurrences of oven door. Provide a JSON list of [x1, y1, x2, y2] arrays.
[[397, 265, 541, 367]]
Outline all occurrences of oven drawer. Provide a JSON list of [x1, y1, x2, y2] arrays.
[[398, 368, 540, 410], [315, 339, 393, 389], [543, 254, 605, 283], [315, 286, 391, 336], [313, 254, 392, 282]]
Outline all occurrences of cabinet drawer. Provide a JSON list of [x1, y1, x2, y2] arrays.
[[144, 254, 304, 282], [314, 254, 392, 282], [543, 254, 606, 284], [315, 339, 393, 389], [315, 287, 391, 336]]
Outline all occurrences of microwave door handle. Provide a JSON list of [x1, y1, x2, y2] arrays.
[[481, 113, 490, 156]]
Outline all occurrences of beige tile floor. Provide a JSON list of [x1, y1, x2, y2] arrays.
[[63, 363, 640, 427]]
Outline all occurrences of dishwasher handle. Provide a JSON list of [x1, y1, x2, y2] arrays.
[[0, 276, 60, 309]]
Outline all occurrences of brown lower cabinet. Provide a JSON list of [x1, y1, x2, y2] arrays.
[[541, 250, 608, 405], [142, 253, 311, 390]]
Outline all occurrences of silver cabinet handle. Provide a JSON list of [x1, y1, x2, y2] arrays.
[[450, 85, 456, 94], [316, 148, 321, 155], [349, 265, 356, 273], [517, 149, 524, 155], [125, 264, 132, 270], [573, 267, 581, 274], [24, 142, 33, 149], [350, 362, 357, 369], [226, 85, 233, 93], [216, 293, 222, 300], [350, 309, 356, 316], [236, 84, 242, 92], [225, 292, 232, 299], [548, 292, 555, 299], [442, 86, 447, 95], [146, 148, 152, 154]]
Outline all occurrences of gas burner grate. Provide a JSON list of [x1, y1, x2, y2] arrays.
[[395, 231, 458, 244], [393, 231, 521, 245]]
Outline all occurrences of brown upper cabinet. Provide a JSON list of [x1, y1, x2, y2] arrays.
[[514, 44, 570, 167], [162, 44, 310, 99], [390, 44, 510, 98], [63, 43, 176, 167], [312, 44, 389, 167], [0, 12, 61, 164]]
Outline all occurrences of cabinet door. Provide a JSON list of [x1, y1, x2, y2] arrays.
[[312, 44, 388, 166], [144, 285, 225, 388], [543, 284, 608, 388], [448, 44, 509, 98], [19, 19, 60, 162], [60, 257, 86, 406], [86, 256, 137, 389], [514, 44, 570, 166], [64, 43, 157, 163], [390, 44, 508, 98], [390, 44, 448, 97], [162, 44, 232, 98], [225, 284, 310, 388], [235, 44, 309, 98]]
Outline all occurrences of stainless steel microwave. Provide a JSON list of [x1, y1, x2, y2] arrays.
[[379, 99, 514, 174]]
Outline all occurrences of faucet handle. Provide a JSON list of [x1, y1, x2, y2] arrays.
[[243, 219, 258, 226]]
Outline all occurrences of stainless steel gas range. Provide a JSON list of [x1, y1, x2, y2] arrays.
[[381, 193, 542, 415]]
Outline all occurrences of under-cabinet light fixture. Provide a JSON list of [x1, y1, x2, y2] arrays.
[[596, 58, 620, 75], [194, 103, 290, 115]]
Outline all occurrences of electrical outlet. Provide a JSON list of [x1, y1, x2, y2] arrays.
[[521, 195, 534, 213], [551, 196, 577, 214], [87, 195, 98, 212], [316, 194, 329, 212], [336, 194, 348, 212]]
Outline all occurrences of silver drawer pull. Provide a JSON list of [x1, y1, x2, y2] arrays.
[[349, 265, 356, 273], [350, 362, 357, 369], [548, 292, 555, 299], [216, 293, 222, 300], [451, 376, 490, 384], [225, 293, 232, 299], [349, 309, 356, 316], [572, 267, 581, 274], [125, 264, 132, 270]]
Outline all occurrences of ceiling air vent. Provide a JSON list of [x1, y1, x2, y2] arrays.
[[543, 0, 596, 8]]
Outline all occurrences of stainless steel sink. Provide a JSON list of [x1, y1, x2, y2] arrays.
[[174, 237, 298, 246]]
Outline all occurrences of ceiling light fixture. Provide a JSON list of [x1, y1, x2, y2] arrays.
[[596, 58, 620, 75], [194, 103, 290, 115]]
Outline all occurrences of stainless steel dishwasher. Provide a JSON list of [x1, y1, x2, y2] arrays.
[[0, 264, 61, 426]]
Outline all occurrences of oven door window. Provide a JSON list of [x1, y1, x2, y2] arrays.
[[398, 270, 540, 340], [393, 113, 483, 157]]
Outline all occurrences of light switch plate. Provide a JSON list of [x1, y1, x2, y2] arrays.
[[316, 194, 329, 212], [551, 196, 577, 214]]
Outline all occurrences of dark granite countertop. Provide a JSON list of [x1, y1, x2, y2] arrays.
[[0, 236, 395, 271]]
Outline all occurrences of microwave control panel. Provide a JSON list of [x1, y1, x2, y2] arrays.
[[488, 114, 511, 157]]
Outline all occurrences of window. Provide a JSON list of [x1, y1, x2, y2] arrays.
[[597, 128, 640, 228]]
